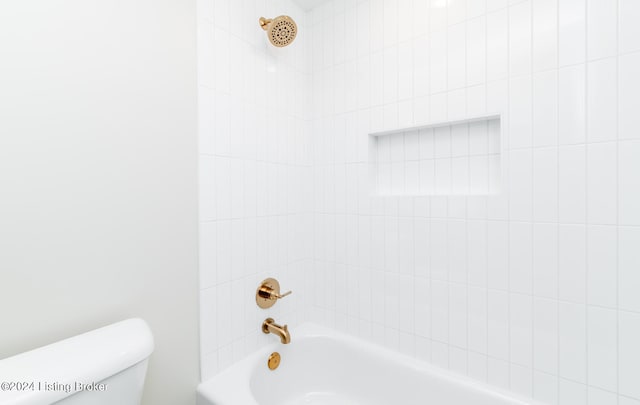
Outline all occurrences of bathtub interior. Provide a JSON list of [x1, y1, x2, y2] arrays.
[[246, 326, 533, 405]]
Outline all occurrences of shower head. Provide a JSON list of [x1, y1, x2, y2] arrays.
[[259, 15, 297, 47]]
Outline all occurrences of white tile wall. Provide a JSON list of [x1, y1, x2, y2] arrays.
[[198, 0, 640, 404], [307, 1, 640, 404], [197, 0, 313, 380]]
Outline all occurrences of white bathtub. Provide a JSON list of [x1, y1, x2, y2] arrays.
[[197, 324, 543, 405]]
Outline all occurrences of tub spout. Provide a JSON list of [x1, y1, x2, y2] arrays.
[[262, 318, 291, 344]]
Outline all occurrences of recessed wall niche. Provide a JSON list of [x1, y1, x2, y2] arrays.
[[369, 115, 502, 196]]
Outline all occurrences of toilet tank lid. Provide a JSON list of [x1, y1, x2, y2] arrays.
[[0, 318, 154, 404]]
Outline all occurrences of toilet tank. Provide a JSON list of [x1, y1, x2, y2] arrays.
[[0, 318, 154, 405]]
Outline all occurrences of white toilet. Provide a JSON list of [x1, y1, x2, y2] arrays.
[[0, 318, 154, 405]]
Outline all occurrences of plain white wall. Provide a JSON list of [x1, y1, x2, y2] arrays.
[[0, 1, 199, 404]]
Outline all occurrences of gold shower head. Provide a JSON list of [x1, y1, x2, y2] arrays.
[[259, 15, 297, 47]]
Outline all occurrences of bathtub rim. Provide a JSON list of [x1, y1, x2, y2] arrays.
[[196, 322, 547, 405]]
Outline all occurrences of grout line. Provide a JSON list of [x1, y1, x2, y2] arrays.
[[615, 0, 621, 404], [506, 0, 512, 391], [556, 0, 561, 400], [584, 0, 590, 401], [529, 0, 535, 395], [443, 0, 451, 371], [465, 64, 471, 377], [484, 0, 490, 382]]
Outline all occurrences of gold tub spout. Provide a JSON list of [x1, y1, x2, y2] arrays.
[[262, 318, 291, 344]]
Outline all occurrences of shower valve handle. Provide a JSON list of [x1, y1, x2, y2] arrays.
[[256, 278, 292, 309], [273, 290, 292, 299], [258, 285, 291, 300]]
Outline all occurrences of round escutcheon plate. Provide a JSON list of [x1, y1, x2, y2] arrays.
[[268, 352, 281, 370]]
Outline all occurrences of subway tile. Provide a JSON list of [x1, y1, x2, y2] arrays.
[[487, 0, 508, 12], [587, 306, 617, 392], [469, 352, 488, 382], [384, 273, 400, 329], [469, 155, 490, 194], [370, 0, 385, 52], [619, 227, 640, 312], [451, 124, 469, 157], [431, 341, 449, 369], [414, 277, 431, 337], [533, 223, 559, 299], [587, 226, 618, 308], [429, 0, 447, 32], [559, 379, 587, 405], [587, 58, 617, 143], [559, 302, 587, 383], [412, 0, 429, 37], [488, 357, 511, 390], [468, 220, 488, 287], [620, 397, 640, 405], [486, 79, 509, 120], [510, 364, 533, 398], [488, 220, 509, 291], [509, 76, 533, 149], [619, 52, 640, 141], [413, 35, 430, 98], [534, 371, 559, 405], [200, 287, 217, 355], [509, 1, 532, 77], [510, 223, 533, 295], [447, 23, 467, 90], [588, 387, 617, 405], [533, 70, 559, 147], [447, 88, 467, 120], [559, 65, 586, 146], [448, 220, 467, 282], [533, 0, 559, 71], [199, 221, 217, 290], [534, 298, 559, 374], [559, 0, 586, 66], [619, 140, 640, 225], [467, 84, 487, 117], [619, 311, 640, 399], [620, 0, 640, 53], [533, 148, 558, 222], [587, 0, 617, 60], [509, 149, 533, 221], [356, 1, 371, 56], [383, 46, 399, 104], [559, 145, 586, 223], [430, 93, 448, 122], [448, 0, 468, 26], [199, 156, 217, 221], [510, 293, 533, 367], [488, 290, 510, 361], [449, 283, 468, 348], [559, 224, 587, 304], [398, 42, 413, 101], [467, 17, 487, 86], [487, 9, 509, 81], [431, 279, 450, 343], [587, 142, 617, 224], [468, 286, 488, 353], [430, 30, 448, 94]]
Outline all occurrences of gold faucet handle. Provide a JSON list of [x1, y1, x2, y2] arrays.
[[256, 278, 292, 309], [275, 290, 292, 299]]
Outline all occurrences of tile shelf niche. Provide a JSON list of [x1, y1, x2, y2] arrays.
[[369, 114, 502, 197]]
